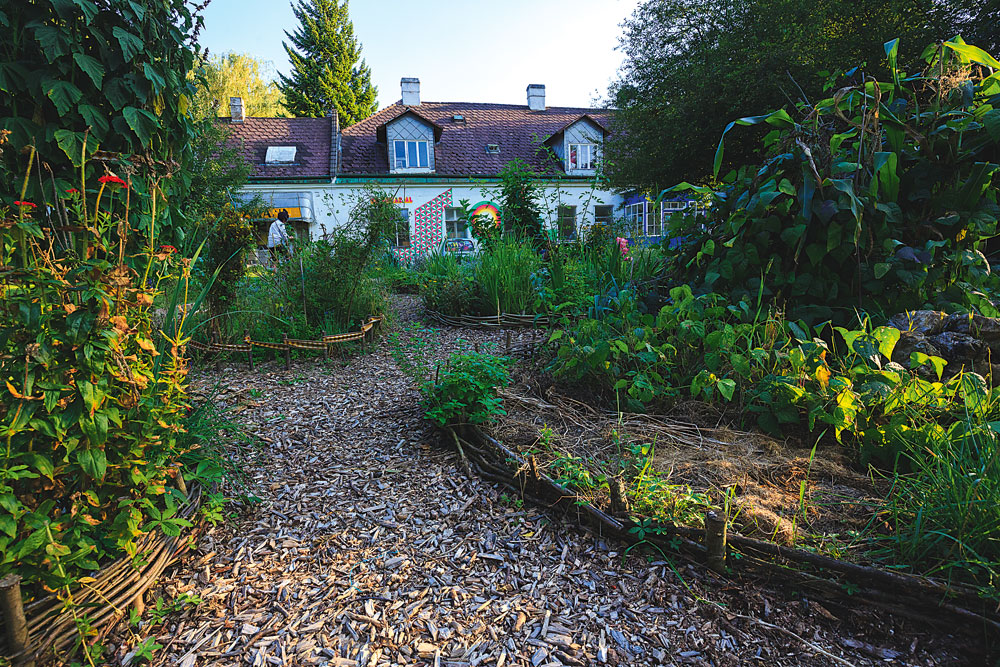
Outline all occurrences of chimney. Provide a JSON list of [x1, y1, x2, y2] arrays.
[[527, 84, 545, 111], [401, 77, 420, 106], [230, 96, 245, 122]]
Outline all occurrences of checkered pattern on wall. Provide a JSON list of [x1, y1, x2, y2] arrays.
[[393, 189, 452, 262]]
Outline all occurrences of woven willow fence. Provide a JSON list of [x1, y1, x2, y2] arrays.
[[2, 487, 202, 664]]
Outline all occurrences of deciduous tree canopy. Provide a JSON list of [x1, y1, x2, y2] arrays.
[[194, 52, 289, 118], [605, 0, 991, 191]]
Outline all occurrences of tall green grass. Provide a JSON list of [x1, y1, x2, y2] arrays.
[[876, 414, 1000, 591], [477, 238, 541, 314]]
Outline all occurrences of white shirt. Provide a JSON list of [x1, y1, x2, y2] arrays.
[[267, 220, 290, 248]]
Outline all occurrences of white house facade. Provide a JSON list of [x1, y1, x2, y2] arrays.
[[223, 80, 624, 260]]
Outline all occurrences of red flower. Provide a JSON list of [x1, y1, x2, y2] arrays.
[[158, 245, 177, 253], [98, 174, 127, 187], [13, 200, 36, 208], [65, 188, 79, 194]]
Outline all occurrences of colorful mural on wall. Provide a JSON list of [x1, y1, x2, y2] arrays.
[[470, 201, 501, 227], [393, 188, 452, 261]]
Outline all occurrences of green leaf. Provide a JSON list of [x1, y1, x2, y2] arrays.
[[959, 373, 989, 418], [943, 41, 1000, 70], [42, 79, 83, 115], [54, 129, 97, 167], [78, 104, 110, 139], [910, 351, 946, 380], [714, 109, 795, 179], [983, 109, 1000, 143], [72, 53, 105, 88], [122, 107, 160, 146], [870, 326, 900, 360], [112, 26, 144, 62], [75, 448, 108, 481], [884, 38, 900, 89], [72, 0, 98, 23], [717, 378, 736, 402], [143, 63, 166, 92], [23, 452, 54, 479], [33, 26, 68, 62], [874, 262, 891, 279], [0, 514, 15, 539], [872, 152, 900, 201]]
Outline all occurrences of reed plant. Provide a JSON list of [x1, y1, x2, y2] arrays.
[[476, 237, 542, 314]]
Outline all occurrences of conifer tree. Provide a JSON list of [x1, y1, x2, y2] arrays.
[[278, 0, 378, 125]]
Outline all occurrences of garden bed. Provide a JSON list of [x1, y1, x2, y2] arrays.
[[444, 360, 1000, 645], [495, 367, 880, 550]]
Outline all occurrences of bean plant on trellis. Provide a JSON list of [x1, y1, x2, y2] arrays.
[[665, 37, 1000, 325]]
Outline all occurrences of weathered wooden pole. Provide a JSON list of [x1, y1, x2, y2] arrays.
[[245, 330, 254, 370], [282, 334, 291, 370], [704, 510, 728, 573], [1, 574, 34, 666]]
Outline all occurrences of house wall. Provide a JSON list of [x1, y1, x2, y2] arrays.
[[239, 179, 624, 261], [385, 116, 436, 172]]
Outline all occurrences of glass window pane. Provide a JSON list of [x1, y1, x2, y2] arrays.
[[394, 142, 406, 169], [418, 142, 428, 168], [569, 145, 578, 169]]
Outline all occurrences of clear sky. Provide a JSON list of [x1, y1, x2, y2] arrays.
[[198, 0, 640, 110]]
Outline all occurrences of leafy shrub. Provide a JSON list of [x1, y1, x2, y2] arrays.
[[665, 37, 1000, 325], [1, 0, 208, 244], [423, 352, 512, 427], [202, 188, 396, 347], [0, 162, 223, 598], [202, 204, 256, 337]]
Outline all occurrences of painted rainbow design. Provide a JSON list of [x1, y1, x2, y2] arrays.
[[471, 201, 501, 226]]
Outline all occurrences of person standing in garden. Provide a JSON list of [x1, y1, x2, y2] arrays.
[[268, 209, 291, 265]]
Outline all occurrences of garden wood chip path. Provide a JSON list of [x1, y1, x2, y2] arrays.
[[131, 297, 968, 667]]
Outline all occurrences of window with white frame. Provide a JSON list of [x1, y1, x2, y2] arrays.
[[568, 143, 597, 170], [393, 140, 430, 170], [623, 201, 646, 237], [656, 200, 689, 236], [444, 207, 469, 239], [557, 205, 577, 240], [394, 208, 411, 247], [593, 205, 613, 225]]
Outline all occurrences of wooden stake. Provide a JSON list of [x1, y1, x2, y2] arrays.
[[323, 330, 331, 360], [505, 331, 511, 354], [245, 330, 254, 370], [1, 574, 34, 667], [282, 334, 291, 370], [705, 510, 728, 573]]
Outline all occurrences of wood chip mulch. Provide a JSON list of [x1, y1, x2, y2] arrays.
[[116, 296, 975, 667]]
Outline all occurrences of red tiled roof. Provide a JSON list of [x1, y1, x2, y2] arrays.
[[341, 101, 612, 176], [219, 117, 332, 180]]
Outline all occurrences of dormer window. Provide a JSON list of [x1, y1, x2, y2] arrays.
[[568, 143, 597, 170], [393, 140, 429, 169], [265, 146, 297, 164], [486, 144, 500, 154]]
